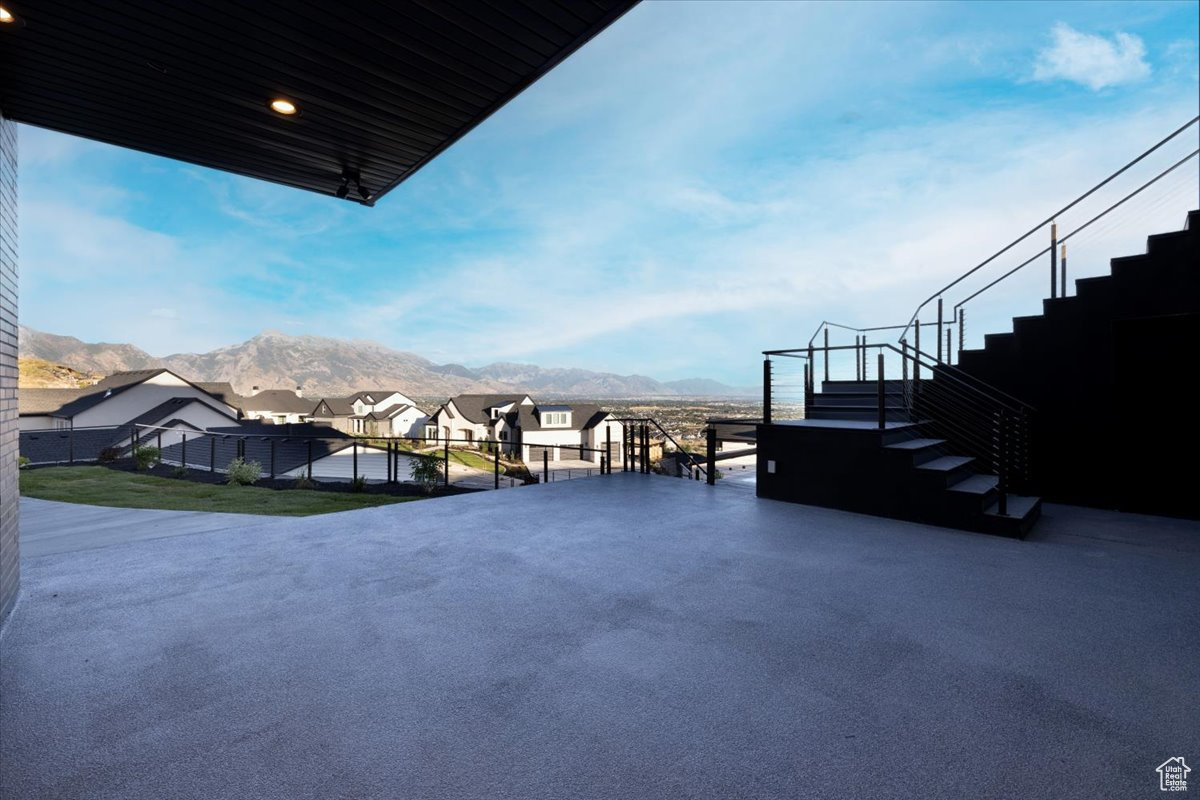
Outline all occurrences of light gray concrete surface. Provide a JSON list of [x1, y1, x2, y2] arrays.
[[2, 475, 1198, 799], [18, 497, 290, 557]]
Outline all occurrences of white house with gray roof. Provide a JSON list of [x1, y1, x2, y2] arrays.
[[428, 394, 624, 465], [309, 390, 428, 437], [19, 369, 239, 432]]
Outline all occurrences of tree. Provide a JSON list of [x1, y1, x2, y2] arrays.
[[410, 454, 443, 494]]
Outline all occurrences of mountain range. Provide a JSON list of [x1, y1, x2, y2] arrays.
[[17, 326, 759, 399]]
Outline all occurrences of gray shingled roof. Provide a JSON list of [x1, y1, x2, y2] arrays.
[[18, 388, 90, 416], [445, 395, 528, 424], [241, 389, 314, 415], [127, 397, 239, 429], [49, 369, 171, 418], [310, 397, 354, 417], [194, 382, 246, 411]]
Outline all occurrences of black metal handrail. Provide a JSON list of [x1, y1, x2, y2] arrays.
[[897, 116, 1199, 345], [951, 148, 1200, 317]]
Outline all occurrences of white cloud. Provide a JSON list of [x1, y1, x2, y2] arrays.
[[1033, 23, 1150, 90]]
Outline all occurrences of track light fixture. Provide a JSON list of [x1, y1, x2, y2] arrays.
[[336, 169, 372, 203]]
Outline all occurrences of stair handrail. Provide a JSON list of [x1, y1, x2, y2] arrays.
[[768, 340, 1035, 491], [896, 115, 1199, 345], [951, 147, 1200, 317], [614, 416, 708, 477]]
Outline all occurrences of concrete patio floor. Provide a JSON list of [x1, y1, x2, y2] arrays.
[[2, 474, 1197, 799]]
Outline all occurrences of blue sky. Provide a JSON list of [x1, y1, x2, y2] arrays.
[[18, 0, 1199, 385]]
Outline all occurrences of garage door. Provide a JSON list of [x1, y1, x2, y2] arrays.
[[527, 445, 552, 464]]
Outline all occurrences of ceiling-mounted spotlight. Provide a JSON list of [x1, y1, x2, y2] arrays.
[[357, 182, 373, 202], [269, 98, 298, 116], [336, 171, 351, 199], [0, 6, 16, 24]]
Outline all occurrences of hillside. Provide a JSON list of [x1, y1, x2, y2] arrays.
[[17, 326, 759, 399], [18, 357, 101, 388]]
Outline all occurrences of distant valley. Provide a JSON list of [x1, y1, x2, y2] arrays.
[[17, 326, 759, 399]]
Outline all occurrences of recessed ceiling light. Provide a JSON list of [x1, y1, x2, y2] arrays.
[[269, 98, 298, 116], [0, 6, 15, 23]]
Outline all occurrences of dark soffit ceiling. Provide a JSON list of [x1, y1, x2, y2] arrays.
[[0, 0, 637, 205]]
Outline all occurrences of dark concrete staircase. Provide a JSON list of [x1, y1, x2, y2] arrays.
[[805, 381, 1041, 537], [950, 209, 1199, 515], [806, 379, 908, 422]]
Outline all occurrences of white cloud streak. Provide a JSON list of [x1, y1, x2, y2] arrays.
[[1033, 23, 1150, 90]]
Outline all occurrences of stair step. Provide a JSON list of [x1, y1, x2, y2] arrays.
[[884, 436, 947, 465], [885, 437, 946, 451], [984, 332, 1016, 349], [981, 494, 1042, 539], [940, 473, 1000, 516], [918, 455, 975, 473], [1146, 228, 1198, 259], [916, 455, 976, 488], [1074, 275, 1114, 300], [806, 407, 911, 422], [812, 392, 906, 407], [946, 473, 998, 495], [820, 380, 905, 394]]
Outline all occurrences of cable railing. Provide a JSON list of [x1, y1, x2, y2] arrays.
[[764, 341, 1035, 510], [19, 417, 728, 491], [896, 116, 1198, 352]]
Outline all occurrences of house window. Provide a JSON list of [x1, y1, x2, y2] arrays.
[[353, 419, 364, 434], [543, 412, 570, 426]]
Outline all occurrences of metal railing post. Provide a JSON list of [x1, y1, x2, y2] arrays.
[[958, 308, 965, 358], [601, 455, 607, 476], [157, 431, 162, 453], [1060, 242, 1067, 297], [997, 410, 1009, 516], [823, 327, 830, 382], [914, 320, 921, 381], [937, 297, 944, 364], [444, 441, 450, 488], [68, 423, 74, 465], [763, 357, 772, 425], [181, 434, 186, 469], [543, 449, 548, 483], [1050, 221, 1058, 299], [606, 425, 612, 474], [352, 441, 358, 482], [705, 425, 716, 486], [494, 440, 500, 489], [806, 343, 815, 403], [211, 438, 216, 472], [945, 329, 951, 365], [877, 352, 886, 430], [270, 439, 276, 479]]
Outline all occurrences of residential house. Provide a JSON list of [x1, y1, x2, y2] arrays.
[[427, 394, 534, 447], [428, 394, 624, 466], [309, 390, 428, 437], [19, 369, 239, 433], [18, 370, 242, 464], [240, 388, 313, 425]]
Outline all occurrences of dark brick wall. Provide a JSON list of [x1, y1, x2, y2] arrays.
[[0, 108, 18, 628]]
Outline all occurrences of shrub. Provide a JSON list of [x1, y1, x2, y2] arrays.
[[171, 465, 188, 479], [17, 455, 30, 469], [409, 455, 444, 494], [350, 474, 367, 493], [292, 476, 316, 490], [226, 457, 263, 486], [133, 445, 161, 471], [97, 446, 121, 464]]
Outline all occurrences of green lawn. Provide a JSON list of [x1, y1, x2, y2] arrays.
[[20, 466, 418, 516]]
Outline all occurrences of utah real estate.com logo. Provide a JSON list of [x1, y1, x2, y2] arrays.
[[1158, 757, 1190, 792]]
